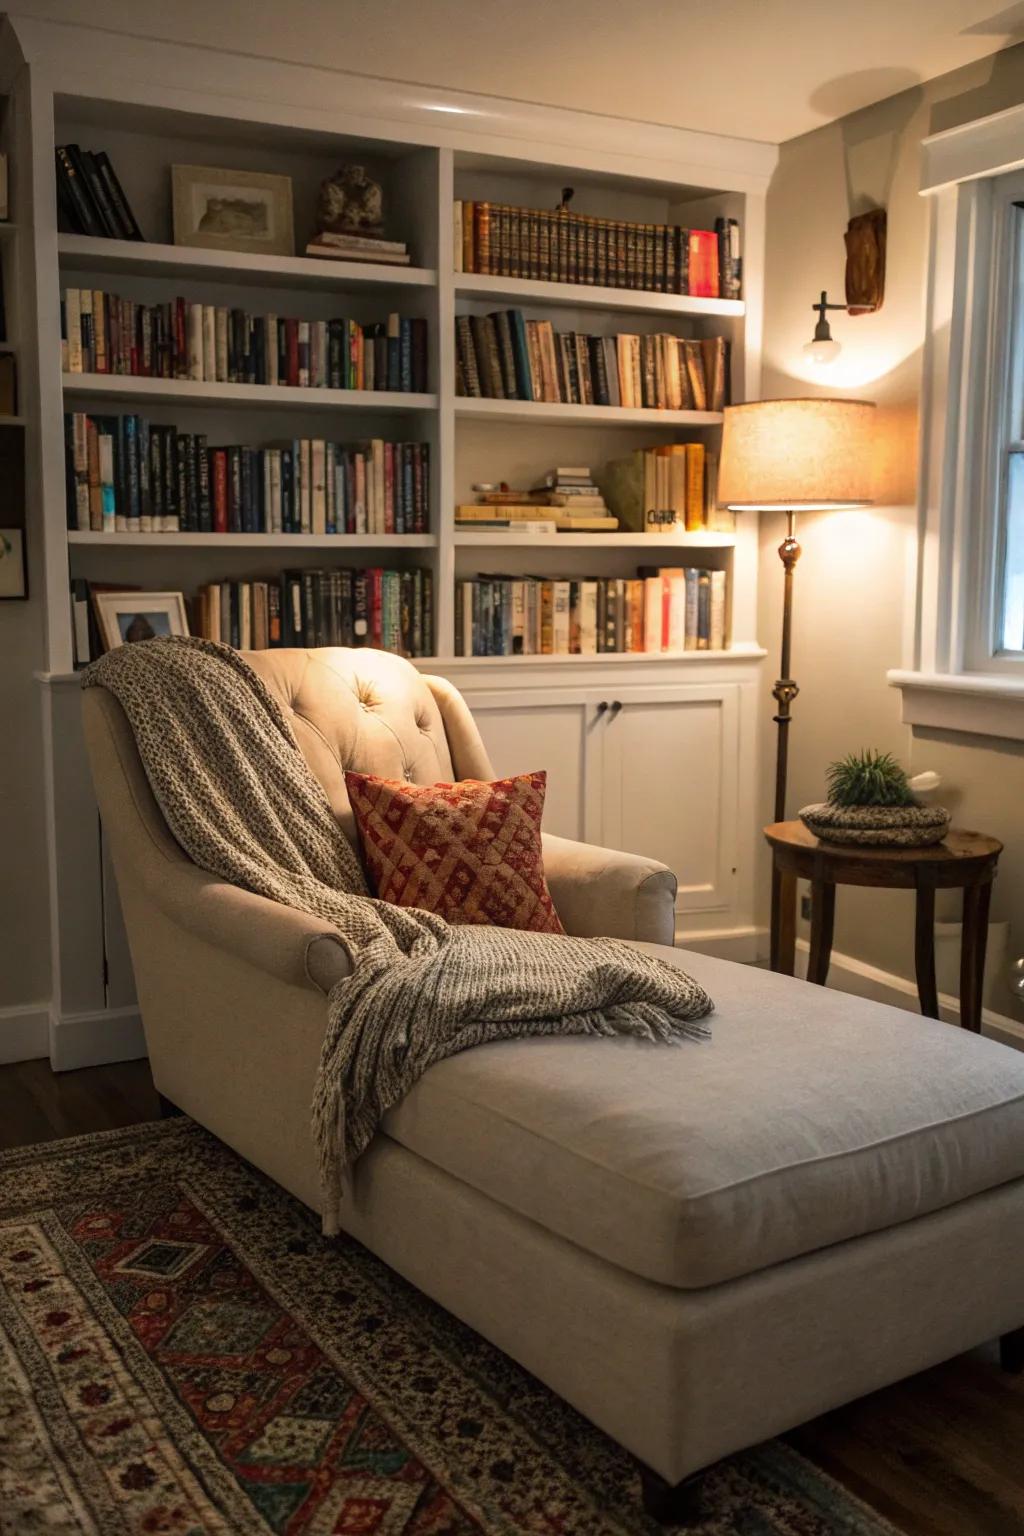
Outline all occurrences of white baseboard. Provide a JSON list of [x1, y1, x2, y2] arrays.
[[0, 1003, 50, 1065], [676, 925, 759, 962], [792, 938, 1024, 1049], [49, 1006, 147, 1072]]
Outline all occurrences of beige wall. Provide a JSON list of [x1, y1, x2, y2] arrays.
[[761, 46, 1024, 1017]]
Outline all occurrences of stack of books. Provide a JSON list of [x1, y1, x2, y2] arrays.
[[456, 566, 728, 656], [455, 310, 729, 410], [454, 467, 618, 533], [54, 144, 143, 241], [455, 201, 740, 299], [64, 413, 429, 536], [61, 289, 428, 392], [305, 232, 412, 266]]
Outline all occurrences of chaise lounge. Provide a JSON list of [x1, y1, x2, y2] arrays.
[[83, 645, 1024, 1520]]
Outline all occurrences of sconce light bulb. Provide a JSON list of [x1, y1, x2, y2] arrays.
[[803, 337, 842, 365]]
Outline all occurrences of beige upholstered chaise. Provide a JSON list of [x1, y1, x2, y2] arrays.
[[83, 646, 1024, 1523]]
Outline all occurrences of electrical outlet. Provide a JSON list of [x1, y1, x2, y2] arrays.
[[800, 893, 812, 922]]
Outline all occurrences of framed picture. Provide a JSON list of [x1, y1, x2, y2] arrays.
[[172, 164, 294, 256], [93, 590, 189, 652], [0, 528, 26, 599]]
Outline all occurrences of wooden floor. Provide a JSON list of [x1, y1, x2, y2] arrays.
[[2, 1057, 1022, 1535]]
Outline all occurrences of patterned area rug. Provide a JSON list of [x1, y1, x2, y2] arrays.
[[0, 1120, 900, 1535]]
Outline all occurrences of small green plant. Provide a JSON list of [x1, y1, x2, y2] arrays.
[[826, 749, 915, 808]]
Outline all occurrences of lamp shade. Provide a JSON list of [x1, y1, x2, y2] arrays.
[[717, 398, 876, 510]]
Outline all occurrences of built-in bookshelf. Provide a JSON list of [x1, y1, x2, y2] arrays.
[[3, 68, 770, 672], [4, 15, 777, 1060]]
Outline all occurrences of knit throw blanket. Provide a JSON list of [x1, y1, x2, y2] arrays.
[[83, 638, 713, 1230]]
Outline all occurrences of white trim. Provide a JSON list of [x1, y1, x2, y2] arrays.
[[0, 1003, 50, 1065], [676, 926, 759, 963], [888, 667, 1024, 740], [922, 100, 1024, 196], [792, 939, 1023, 1051], [49, 1005, 146, 1072]]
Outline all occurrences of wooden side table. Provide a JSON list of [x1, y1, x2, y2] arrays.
[[764, 821, 1003, 1031]]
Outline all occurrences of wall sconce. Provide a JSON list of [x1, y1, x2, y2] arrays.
[[804, 291, 848, 366]]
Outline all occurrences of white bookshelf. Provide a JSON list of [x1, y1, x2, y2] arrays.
[[3, 13, 777, 1069]]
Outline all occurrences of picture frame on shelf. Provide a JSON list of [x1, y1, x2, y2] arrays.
[[171, 165, 294, 257], [0, 527, 26, 599], [92, 589, 189, 651]]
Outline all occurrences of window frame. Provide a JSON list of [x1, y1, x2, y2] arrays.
[[888, 104, 1024, 741]]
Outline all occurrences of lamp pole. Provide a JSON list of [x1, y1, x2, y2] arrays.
[[769, 511, 801, 970]]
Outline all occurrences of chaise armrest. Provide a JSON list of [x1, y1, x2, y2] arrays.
[[155, 863, 353, 994], [542, 833, 677, 945]]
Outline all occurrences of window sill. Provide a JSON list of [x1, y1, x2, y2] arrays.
[[888, 668, 1024, 742]]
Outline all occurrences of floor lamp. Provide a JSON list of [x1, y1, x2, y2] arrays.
[[716, 398, 876, 963]]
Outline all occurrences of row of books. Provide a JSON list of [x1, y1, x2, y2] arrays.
[[64, 414, 430, 535], [455, 201, 740, 299], [456, 568, 728, 657], [55, 144, 144, 241], [196, 568, 433, 656], [60, 289, 429, 392], [70, 567, 434, 663], [455, 313, 729, 411], [600, 445, 719, 533]]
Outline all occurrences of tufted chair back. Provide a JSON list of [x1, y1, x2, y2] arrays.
[[243, 647, 495, 849]]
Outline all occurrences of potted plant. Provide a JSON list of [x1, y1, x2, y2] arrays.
[[800, 749, 951, 847]]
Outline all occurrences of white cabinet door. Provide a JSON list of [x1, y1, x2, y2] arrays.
[[596, 683, 740, 920], [458, 689, 606, 843]]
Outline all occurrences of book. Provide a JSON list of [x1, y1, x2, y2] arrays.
[[454, 311, 728, 412], [59, 289, 428, 392], [64, 414, 430, 536], [195, 567, 431, 655], [55, 145, 143, 241], [305, 240, 411, 266], [456, 197, 737, 298]]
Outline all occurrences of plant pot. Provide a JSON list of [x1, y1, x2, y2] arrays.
[[798, 802, 952, 847]]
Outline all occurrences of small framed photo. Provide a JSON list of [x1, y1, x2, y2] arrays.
[[0, 528, 26, 599], [93, 590, 189, 652], [172, 164, 294, 256]]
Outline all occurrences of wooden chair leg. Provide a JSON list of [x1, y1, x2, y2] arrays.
[[640, 1467, 705, 1525], [1001, 1326, 1024, 1374]]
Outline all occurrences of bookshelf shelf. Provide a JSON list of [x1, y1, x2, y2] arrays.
[[58, 235, 438, 291], [0, 413, 26, 426], [454, 272, 744, 319], [67, 532, 436, 549], [429, 643, 767, 667], [454, 397, 722, 428], [453, 530, 737, 549], [62, 374, 437, 413]]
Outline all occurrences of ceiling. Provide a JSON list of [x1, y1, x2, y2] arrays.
[[13, 0, 1024, 142]]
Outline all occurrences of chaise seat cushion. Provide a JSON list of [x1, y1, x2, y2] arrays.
[[380, 946, 1024, 1289]]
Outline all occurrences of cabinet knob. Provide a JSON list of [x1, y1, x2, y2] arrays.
[[595, 701, 608, 716], [609, 700, 623, 717]]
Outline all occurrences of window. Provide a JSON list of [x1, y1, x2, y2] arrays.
[[889, 114, 1024, 740]]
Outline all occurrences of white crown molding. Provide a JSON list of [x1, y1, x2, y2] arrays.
[[4, 14, 777, 193], [921, 99, 1024, 196]]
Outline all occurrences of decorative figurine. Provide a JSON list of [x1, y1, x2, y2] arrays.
[[316, 164, 384, 238]]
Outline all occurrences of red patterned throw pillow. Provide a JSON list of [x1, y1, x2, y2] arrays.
[[345, 770, 565, 934]]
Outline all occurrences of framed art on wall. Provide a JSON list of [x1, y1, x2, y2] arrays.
[[92, 590, 189, 651], [171, 165, 294, 256]]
